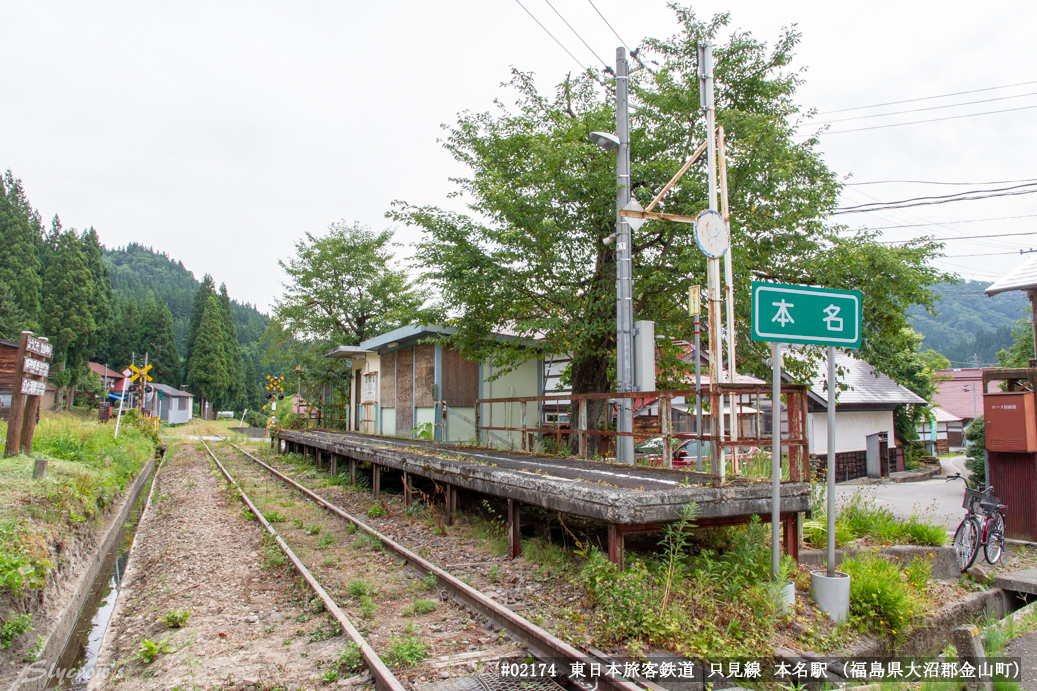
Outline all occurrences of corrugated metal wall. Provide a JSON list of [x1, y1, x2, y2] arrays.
[[989, 451, 1037, 542]]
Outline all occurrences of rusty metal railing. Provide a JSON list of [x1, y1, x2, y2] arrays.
[[470, 384, 810, 487]]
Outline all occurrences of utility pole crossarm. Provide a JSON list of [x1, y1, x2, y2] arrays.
[[618, 209, 697, 224]]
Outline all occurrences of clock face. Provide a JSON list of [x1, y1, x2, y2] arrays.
[[695, 209, 730, 258]]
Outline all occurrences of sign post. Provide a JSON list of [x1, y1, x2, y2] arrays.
[[752, 281, 862, 623], [4, 331, 53, 458]]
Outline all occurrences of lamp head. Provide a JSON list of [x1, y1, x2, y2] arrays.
[[588, 131, 620, 151]]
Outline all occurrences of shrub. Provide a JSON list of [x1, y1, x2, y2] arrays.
[[161, 609, 191, 628], [382, 635, 430, 667], [338, 642, 364, 673], [0, 613, 33, 649], [580, 549, 661, 643], [366, 503, 386, 518]]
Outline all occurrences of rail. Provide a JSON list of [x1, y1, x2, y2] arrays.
[[469, 383, 811, 486], [225, 439, 645, 691], [198, 437, 406, 691]]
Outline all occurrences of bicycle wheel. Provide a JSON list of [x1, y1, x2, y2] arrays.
[[954, 516, 981, 572], [985, 512, 1006, 565]]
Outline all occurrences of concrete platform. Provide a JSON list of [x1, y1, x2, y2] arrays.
[[994, 568, 1037, 596], [277, 430, 810, 567]]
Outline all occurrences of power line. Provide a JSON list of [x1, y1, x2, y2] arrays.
[[803, 90, 1037, 127], [847, 178, 1037, 187], [814, 103, 1037, 135], [513, 0, 589, 72], [542, 0, 609, 68], [842, 212, 1037, 231], [585, 0, 632, 53], [834, 184, 1037, 214], [813, 78, 1037, 115], [839, 181, 1037, 210], [942, 250, 1035, 258], [879, 230, 1037, 244]]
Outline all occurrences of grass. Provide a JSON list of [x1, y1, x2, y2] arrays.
[[401, 599, 436, 616], [804, 487, 947, 548], [0, 413, 155, 597]]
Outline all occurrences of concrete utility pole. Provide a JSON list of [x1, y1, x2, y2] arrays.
[[699, 41, 726, 482], [614, 46, 635, 465]]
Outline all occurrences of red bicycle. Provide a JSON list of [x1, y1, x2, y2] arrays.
[[948, 473, 1007, 571]]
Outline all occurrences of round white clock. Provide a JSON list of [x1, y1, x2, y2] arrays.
[[694, 209, 730, 258]]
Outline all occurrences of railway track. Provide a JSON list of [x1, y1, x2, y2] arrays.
[[198, 434, 645, 691]]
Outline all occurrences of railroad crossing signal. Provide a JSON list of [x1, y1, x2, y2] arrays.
[[128, 363, 153, 382], [750, 281, 862, 348], [264, 376, 285, 411]]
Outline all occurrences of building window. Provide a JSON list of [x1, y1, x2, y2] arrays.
[[179, 397, 188, 411]]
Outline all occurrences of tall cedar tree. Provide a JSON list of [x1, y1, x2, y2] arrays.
[[41, 230, 98, 407], [0, 171, 42, 325], [104, 295, 142, 367], [217, 283, 245, 408], [187, 294, 229, 409], [140, 294, 182, 385], [184, 273, 217, 379], [393, 7, 946, 428], [81, 228, 113, 359], [0, 280, 27, 340]]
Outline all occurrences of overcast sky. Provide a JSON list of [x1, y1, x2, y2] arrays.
[[2, 0, 1035, 312]]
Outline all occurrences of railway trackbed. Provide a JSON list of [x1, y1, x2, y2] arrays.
[[199, 436, 646, 691]]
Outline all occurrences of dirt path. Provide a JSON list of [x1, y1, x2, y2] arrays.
[[90, 443, 340, 690]]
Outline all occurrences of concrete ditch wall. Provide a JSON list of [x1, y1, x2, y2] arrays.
[[800, 545, 959, 580], [5, 457, 156, 691]]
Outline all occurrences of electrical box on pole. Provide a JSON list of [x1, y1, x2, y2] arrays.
[[632, 320, 656, 393]]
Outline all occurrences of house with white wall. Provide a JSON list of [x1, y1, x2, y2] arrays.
[[803, 350, 925, 478]]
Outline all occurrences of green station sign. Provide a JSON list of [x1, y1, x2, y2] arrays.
[[751, 281, 862, 348]]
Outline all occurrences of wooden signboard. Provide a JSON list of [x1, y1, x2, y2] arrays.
[[4, 331, 53, 458]]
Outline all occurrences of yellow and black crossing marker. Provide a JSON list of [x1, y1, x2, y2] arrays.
[[263, 375, 286, 411]]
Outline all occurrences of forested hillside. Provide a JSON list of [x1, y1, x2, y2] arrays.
[[909, 280, 1027, 366], [0, 169, 269, 412], [104, 244, 268, 356]]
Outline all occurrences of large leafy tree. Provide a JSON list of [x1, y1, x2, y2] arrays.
[[273, 221, 426, 345], [392, 7, 946, 421]]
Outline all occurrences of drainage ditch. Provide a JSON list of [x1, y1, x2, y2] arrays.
[[48, 453, 163, 690]]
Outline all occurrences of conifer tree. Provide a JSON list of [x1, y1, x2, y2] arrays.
[[81, 227, 113, 358], [140, 295, 181, 385], [105, 295, 142, 368], [0, 171, 42, 325], [187, 294, 229, 414], [0, 280, 28, 340], [217, 283, 245, 408], [184, 273, 216, 380], [41, 230, 96, 409]]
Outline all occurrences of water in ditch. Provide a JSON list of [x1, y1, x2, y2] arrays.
[[47, 462, 157, 689]]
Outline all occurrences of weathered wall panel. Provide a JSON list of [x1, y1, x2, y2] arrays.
[[380, 353, 395, 408], [414, 344, 436, 408], [989, 451, 1037, 542], [443, 346, 478, 408], [0, 340, 17, 395], [396, 348, 414, 435]]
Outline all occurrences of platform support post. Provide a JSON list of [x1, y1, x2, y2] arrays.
[[372, 464, 380, 498], [507, 499, 521, 559], [330, 454, 338, 477], [475, 402, 481, 447], [403, 471, 411, 508], [782, 514, 799, 562], [315, 448, 322, 469], [445, 484, 455, 526], [608, 524, 625, 571], [271, 433, 276, 452], [578, 399, 587, 459], [349, 458, 356, 486]]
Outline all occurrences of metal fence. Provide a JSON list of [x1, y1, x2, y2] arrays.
[[457, 383, 810, 487]]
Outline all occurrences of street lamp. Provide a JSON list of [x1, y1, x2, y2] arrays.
[[588, 49, 635, 465]]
